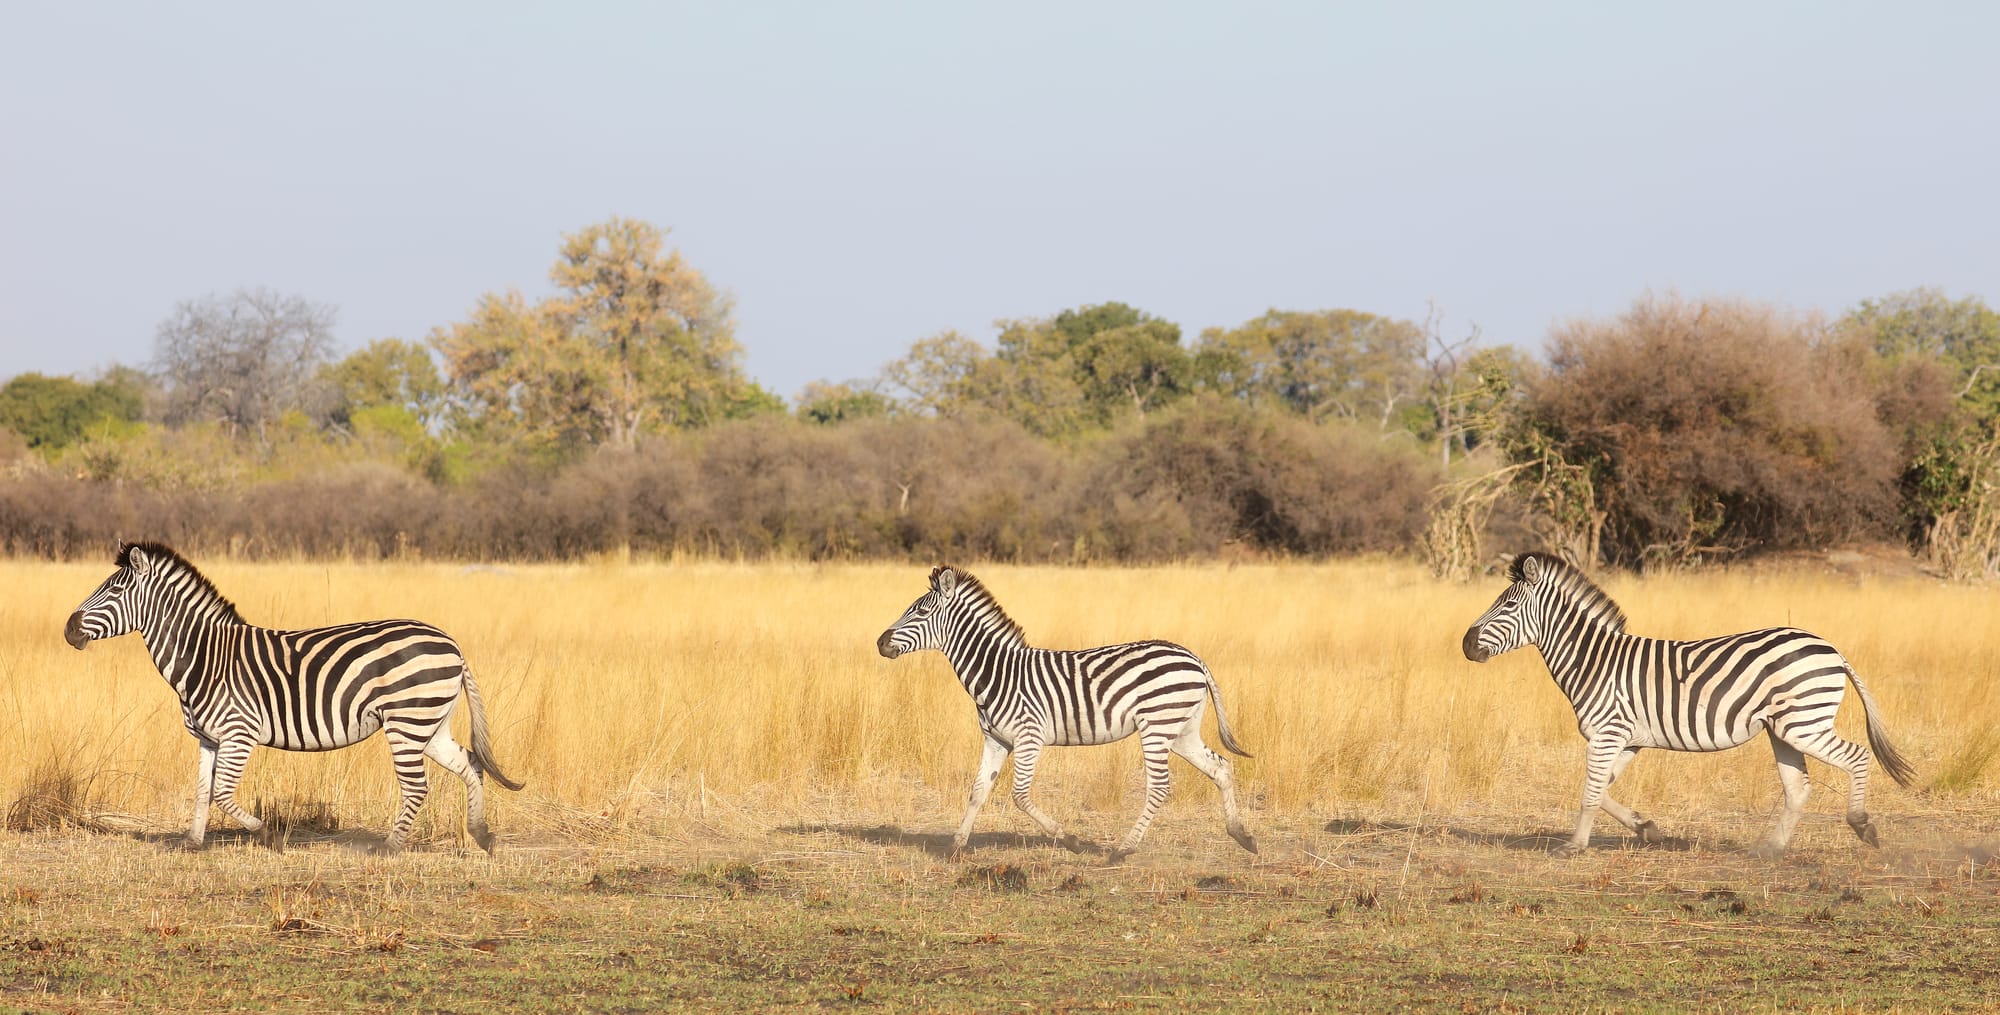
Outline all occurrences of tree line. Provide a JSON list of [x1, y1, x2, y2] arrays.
[[4, 217, 1998, 574]]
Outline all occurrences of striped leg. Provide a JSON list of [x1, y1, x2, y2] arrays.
[[1111, 726, 1176, 861], [424, 732, 495, 854], [1757, 731, 1812, 856], [1560, 733, 1628, 856], [1596, 748, 1664, 845], [184, 739, 219, 848], [1168, 721, 1257, 854], [203, 735, 266, 844], [381, 725, 434, 852], [1790, 729, 1879, 846], [951, 734, 1010, 856], [1008, 729, 1069, 846]]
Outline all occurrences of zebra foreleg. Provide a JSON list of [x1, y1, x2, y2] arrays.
[[424, 732, 495, 854], [200, 736, 267, 846], [1559, 734, 1628, 856], [1110, 729, 1176, 862], [951, 734, 1010, 857], [1597, 748, 1664, 845], [1008, 732, 1075, 851], [181, 739, 220, 849], [1755, 732, 1812, 857], [380, 726, 433, 854], [1168, 723, 1257, 854]]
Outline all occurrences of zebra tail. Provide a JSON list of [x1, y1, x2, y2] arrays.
[[1202, 665, 1253, 758], [1847, 666, 1917, 789], [463, 664, 526, 792]]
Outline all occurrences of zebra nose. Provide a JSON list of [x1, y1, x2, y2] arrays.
[[876, 631, 900, 659], [1461, 626, 1489, 663], [64, 612, 89, 650]]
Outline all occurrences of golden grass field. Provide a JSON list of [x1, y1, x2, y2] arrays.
[[3, 556, 2000, 1011], [3, 556, 1998, 848]]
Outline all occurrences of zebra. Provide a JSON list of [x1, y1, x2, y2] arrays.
[[64, 542, 524, 853], [876, 565, 1257, 861], [1461, 552, 1916, 857]]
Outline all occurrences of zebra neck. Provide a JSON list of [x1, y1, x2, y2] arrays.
[[139, 615, 245, 696], [939, 617, 1031, 702], [1536, 625, 1637, 705]]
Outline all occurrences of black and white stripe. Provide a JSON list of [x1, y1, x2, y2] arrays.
[[1462, 552, 1916, 856], [65, 543, 524, 852], [877, 566, 1257, 860]]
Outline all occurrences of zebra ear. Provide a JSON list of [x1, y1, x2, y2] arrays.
[[933, 567, 960, 598], [1519, 554, 1544, 584], [126, 546, 155, 574]]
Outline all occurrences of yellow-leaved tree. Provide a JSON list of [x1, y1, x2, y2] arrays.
[[433, 218, 775, 450]]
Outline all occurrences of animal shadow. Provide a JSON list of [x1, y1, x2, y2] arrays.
[[1321, 817, 1702, 854], [782, 823, 1111, 859], [125, 826, 410, 856]]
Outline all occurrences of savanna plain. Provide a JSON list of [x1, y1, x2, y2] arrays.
[[1, 557, 1997, 1013]]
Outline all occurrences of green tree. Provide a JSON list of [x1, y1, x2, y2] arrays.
[[1844, 288, 2000, 419], [433, 218, 760, 450], [319, 339, 446, 430], [1196, 309, 1425, 426], [0, 371, 147, 451], [995, 302, 1189, 427], [796, 380, 893, 424]]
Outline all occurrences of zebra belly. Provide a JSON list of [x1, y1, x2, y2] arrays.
[[265, 712, 383, 752]]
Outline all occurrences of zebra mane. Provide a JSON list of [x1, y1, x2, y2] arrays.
[[118, 542, 246, 624], [937, 567, 1029, 647], [1511, 552, 1627, 633]]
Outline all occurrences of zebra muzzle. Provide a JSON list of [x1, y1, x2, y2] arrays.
[[64, 612, 90, 650], [876, 632, 901, 659], [1461, 626, 1490, 663]]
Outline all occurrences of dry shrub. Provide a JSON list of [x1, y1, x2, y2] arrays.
[[0, 409, 1434, 563], [1525, 296, 1907, 566], [5, 756, 100, 832]]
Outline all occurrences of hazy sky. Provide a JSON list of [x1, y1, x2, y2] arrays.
[[3, 2, 1995, 400]]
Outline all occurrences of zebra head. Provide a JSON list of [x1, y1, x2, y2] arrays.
[[65, 543, 165, 650], [877, 565, 965, 659], [1462, 553, 1556, 662]]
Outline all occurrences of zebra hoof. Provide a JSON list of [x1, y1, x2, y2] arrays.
[[1230, 829, 1259, 855], [1749, 842, 1786, 859], [369, 840, 406, 857], [256, 824, 287, 853], [165, 836, 208, 853], [1552, 841, 1586, 859], [472, 825, 498, 855], [1107, 847, 1135, 864], [1634, 820, 1664, 845], [1854, 821, 1880, 848], [1059, 834, 1086, 854]]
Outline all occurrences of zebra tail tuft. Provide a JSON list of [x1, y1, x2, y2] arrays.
[[1203, 665, 1253, 758], [1848, 667, 1917, 790], [463, 664, 526, 792]]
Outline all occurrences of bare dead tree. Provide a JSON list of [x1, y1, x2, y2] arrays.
[[154, 288, 338, 437], [1422, 301, 1482, 470]]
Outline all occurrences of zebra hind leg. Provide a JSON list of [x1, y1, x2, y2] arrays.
[[1167, 723, 1257, 855], [424, 732, 495, 854], [379, 726, 434, 854], [1754, 732, 1812, 857], [1791, 729, 1880, 847], [1110, 728, 1176, 862]]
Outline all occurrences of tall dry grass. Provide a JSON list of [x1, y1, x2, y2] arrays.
[[0, 558, 1990, 846]]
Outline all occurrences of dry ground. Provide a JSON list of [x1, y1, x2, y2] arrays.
[[0, 800, 1997, 1013]]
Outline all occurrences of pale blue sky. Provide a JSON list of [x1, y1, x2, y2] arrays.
[[2, 2, 1994, 401]]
